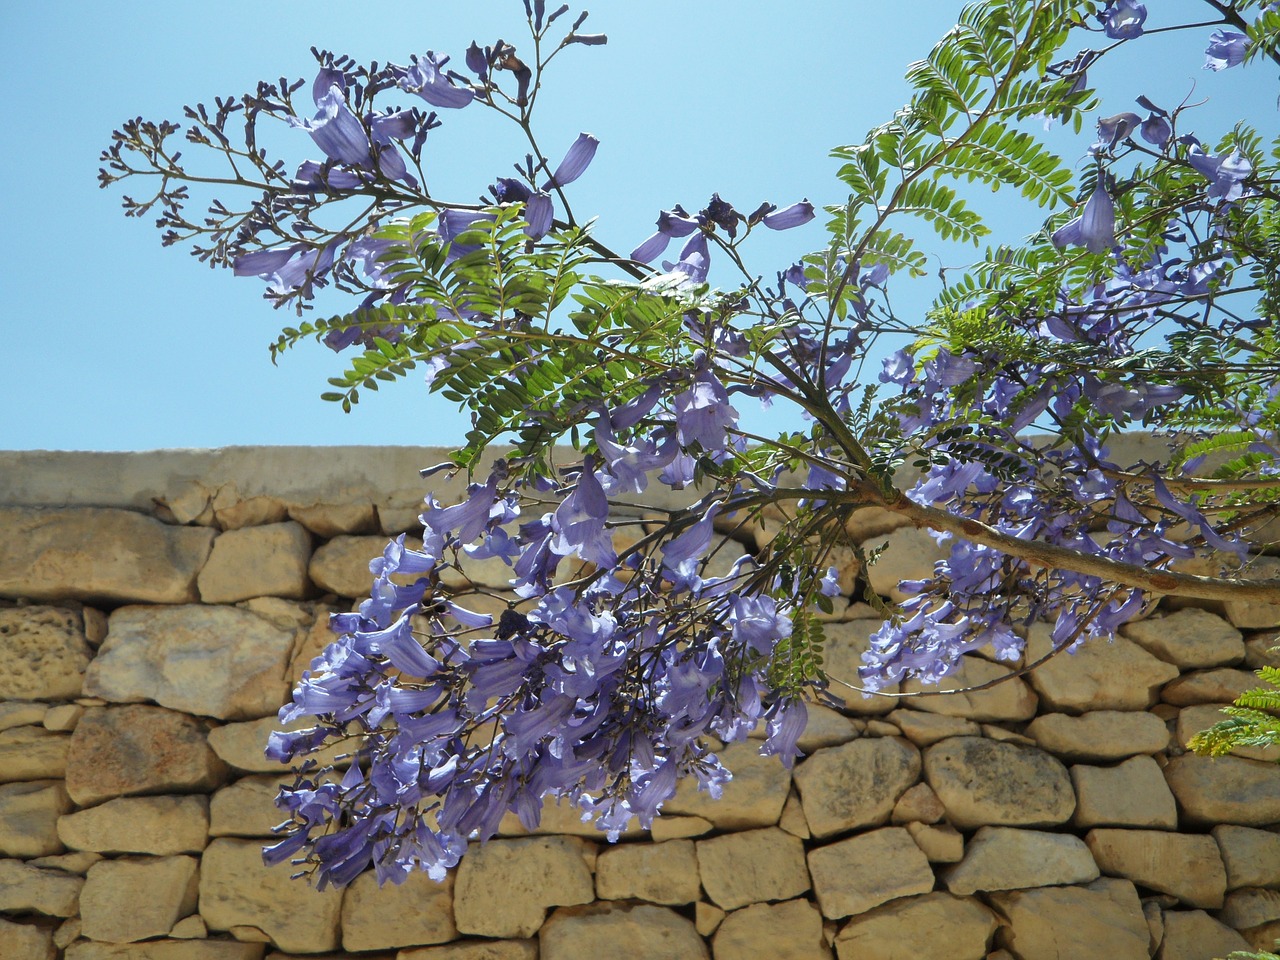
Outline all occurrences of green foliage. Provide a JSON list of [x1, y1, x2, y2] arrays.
[[1188, 664, 1280, 758]]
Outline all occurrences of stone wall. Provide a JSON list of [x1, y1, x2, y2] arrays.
[[1, 447, 1279, 960]]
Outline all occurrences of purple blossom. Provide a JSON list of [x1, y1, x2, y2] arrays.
[[395, 53, 476, 109], [1052, 183, 1116, 253], [663, 233, 711, 284], [1204, 30, 1248, 71], [543, 133, 599, 189], [762, 200, 815, 230], [290, 82, 372, 168], [673, 368, 738, 452], [1099, 0, 1146, 39], [1188, 146, 1252, 201]]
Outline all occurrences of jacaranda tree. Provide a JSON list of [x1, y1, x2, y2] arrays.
[[102, 0, 1280, 889]]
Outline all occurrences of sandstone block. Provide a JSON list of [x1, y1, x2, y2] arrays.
[[795, 702, 860, 751], [0, 701, 48, 731], [287, 500, 377, 538], [209, 776, 293, 838], [1121, 608, 1246, 668], [594, 839, 700, 905], [697, 827, 810, 911], [1163, 753, 1280, 826], [167, 915, 206, 938], [197, 523, 311, 604], [793, 737, 920, 839], [86, 606, 295, 721], [779, 791, 811, 838], [1162, 668, 1259, 706], [663, 740, 791, 829], [820, 620, 901, 714], [65, 705, 228, 806], [901, 656, 1037, 723], [1071, 756, 1179, 829], [341, 868, 456, 951], [453, 836, 595, 938], [0, 606, 93, 700], [713, 899, 831, 960], [834, 892, 998, 960], [943, 827, 1098, 895], [0, 918, 55, 960], [58, 795, 209, 854], [0, 781, 71, 857], [0, 859, 83, 917], [206, 716, 347, 774], [0, 727, 68, 782], [1223, 556, 1280, 628], [1156, 909, 1251, 960], [0, 508, 215, 604], [1178, 703, 1280, 762], [399, 941, 536, 960], [1024, 624, 1180, 712], [64, 941, 266, 960], [199, 838, 342, 953], [1220, 888, 1280, 930], [890, 782, 945, 825], [807, 827, 934, 920], [496, 793, 644, 840], [888, 709, 981, 746], [1026, 710, 1170, 762], [30, 851, 99, 874], [696, 901, 725, 937], [1213, 825, 1280, 889], [42, 704, 83, 731], [649, 815, 712, 841], [1245, 634, 1280, 668], [79, 856, 199, 943], [539, 902, 707, 960], [1086, 828, 1226, 908], [987, 878, 1149, 960], [308, 535, 399, 597], [923, 737, 1075, 829], [860, 527, 951, 602], [906, 821, 964, 863]]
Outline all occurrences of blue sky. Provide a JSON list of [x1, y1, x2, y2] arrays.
[[1, 0, 1273, 451]]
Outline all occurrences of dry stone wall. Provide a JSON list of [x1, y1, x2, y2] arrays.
[[1, 447, 1280, 960]]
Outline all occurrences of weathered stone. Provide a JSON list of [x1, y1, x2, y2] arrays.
[[663, 740, 791, 829], [0, 701, 47, 731], [341, 869, 456, 950], [0, 727, 67, 782], [0, 859, 83, 916], [65, 941, 266, 960], [0, 781, 71, 857], [86, 606, 295, 721], [834, 892, 998, 960], [199, 838, 342, 953], [1026, 710, 1170, 762], [891, 782, 945, 825], [649, 815, 712, 841], [1025, 624, 1181, 712], [1071, 756, 1179, 829], [58, 795, 208, 855], [1178, 703, 1280, 762], [307, 535, 393, 597], [901, 656, 1037, 723], [1162, 668, 1260, 705], [906, 821, 964, 863], [943, 827, 1098, 896], [1086, 829, 1227, 909], [29, 851, 100, 874], [453, 836, 595, 938], [496, 793, 644, 839], [196, 523, 310, 604], [987, 878, 1149, 960], [808, 827, 935, 920], [1242, 921, 1280, 953], [860, 527, 951, 602], [208, 776, 294, 838], [65, 705, 228, 806], [1245, 634, 1280, 669], [795, 703, 860, 752], [696, 901, 725, 937], [0, 606, 93, 700], [713, 899, 831, 960], [820, 620, 901, 715], [793, 737, 920, 839], [1220, 888, 1280, 930], [42, 704, 83, 731], [0, 508, 215, 604], [696, 827, 809, 911], [1164, 753, 1280, 826], [399, 941, 537, 960], [287, 500, 377, 538], [80, 856, 199, 944], [1213, 825, 1280, 889], [206, 716, 347, 774], [595, 839, 700, 905], [540, 902, 707, 960], [0, 918, 55, 960], [167, 915, 206, 938], [1223, 556, 1280, 629], [53, 917, 79, 949], [888, 709, 981, 746], [1142, 898, 1165, 954], [1122, 608, 1246, 668], [980, 725, 1036, 746], [1156, 909, 1251, 960], [779, 790, 811, 838], [923, 737, 1075, 829]]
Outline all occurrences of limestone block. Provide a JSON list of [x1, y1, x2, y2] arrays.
[[0, 918, 55, 960], [53, 917, 79, 949], [168, 915, 206, 938], [696, 827, 809, 911], [860, 526, 951, 602], [307, 535, 392, 598], [987, 878, 1149, 960], [0, 606, 93, 700], [207, 716, 348, 775], [1024, 623, 1180, 712], [0, 507, 214, 604], [65, 941, 266, 959], [889, 709, 981, 746], [287, 500, 378, 538], [539, 902, 707, 960], [649, 815, 712, 841], [891, 782, 945, 825], [453, 836, 596, 938], [65, 705, 228, 806], [846, 505, 911, 544], [496, 793, 645, 840], [696, 901, 725, 936], [0, 859, 83, 916], [713, 899, 831, 960], [0, 701, 48, 730], [1223, 556, 1280, 629], [1086, 828, 1227, 908], [209, 776, 294, 838], [943, 827, 1098, 896], [795, 703, 860, 752], [1245, 634, 1280, 668], [398, 941, 537, 960], [199, 838, 342, 953], [807, 827, 934, 920], [1156, 909, 1251, 960], [906, 822, 964, 863], [1163, 753, 1280, 826], [197, 523, 311, 604], [1121, 608, 1246, 668], [1071, 756, 1179, 829], [922, 737, 1075, 829], [43, 704, 84, 731], [1178, 704, 1280, 762], [58, 795, 208, 854], [1162, 668, 1259, 705], [0, 727, 68, 782], [1220, 888, 1280, 931], [1026, 710, 1170, 762], [0, 781, 71, 857], [212, 495, 289, 531], [341, 868, 456, 951], [86, 606, 295, 721], [980, 725, 1036, 746], [1214, 825, 1280, 889], [833, 892, 998, 960], [779, 790, 811, 838], [820, 620, 901, 715], [80, 856, 199, 944], [901, 656, 1037, 723], [663, 740, 791, 829], [594, 839, 700, 905], [793, 737, 920, 839], [30, 851, 100, 874]]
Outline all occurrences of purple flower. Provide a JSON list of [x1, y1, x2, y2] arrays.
[[1188, 146, 1252, 201], [674, 368, 738, 452], [661, 505, 720, 591], [1140, 113, 1171, 147], [395, 53, 475, 109], [762, 200, 815, 230], [1099, 0, 1146, 39], [631, 205, 700, 263], [289, 83, 372, 168], [663, 233, 711, 284], [1204, 30, 1248, 71], [1093, 112, 1140, 151], [543, 133, 599, 189], [233, 241, 338, 296], [1051, 184, 1115, 253], [524, 193, 554, 240]]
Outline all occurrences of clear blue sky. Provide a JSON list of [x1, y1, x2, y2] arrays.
[[0, 0, 1272, 451]]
